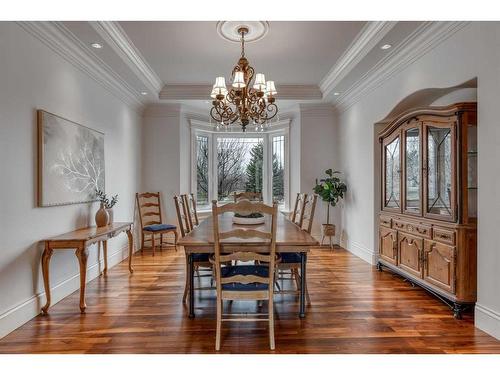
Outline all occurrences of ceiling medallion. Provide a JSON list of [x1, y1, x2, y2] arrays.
[[216, 21, 269, 43], [210, 23, 278, 132]]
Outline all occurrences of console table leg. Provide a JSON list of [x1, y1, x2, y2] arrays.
[[41, 244, 53, 315], [102, 240, 108, 275], [76, 247, 89, 313], [126, 229, 134, 273]]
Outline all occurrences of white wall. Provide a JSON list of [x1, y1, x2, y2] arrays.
[[141, 104, 182, 225], [299, 104, 341, 242], [0, 23, 142, 338], [336, 22, 500, 339]]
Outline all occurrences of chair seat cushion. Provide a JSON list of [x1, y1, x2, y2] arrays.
[[280, 252, 302, 263], [220, 265, 269, 291], [192, 253, 210, 262], [143, 224, 176, 232]]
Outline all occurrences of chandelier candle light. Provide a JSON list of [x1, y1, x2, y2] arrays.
[[210, 27, 278, 132]]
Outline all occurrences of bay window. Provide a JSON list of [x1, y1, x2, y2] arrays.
[[191, 120, 289, 210]]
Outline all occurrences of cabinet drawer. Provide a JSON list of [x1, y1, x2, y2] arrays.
[[406, 222, 432, 239], [392, 219, 431, 239], [380, 215, 392, 228], [432, 227, 456, 245]]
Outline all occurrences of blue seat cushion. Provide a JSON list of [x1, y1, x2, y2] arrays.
[[220, 265, 269, 291], [280, 252, 302, 263], [143, 224, 176, 232], [192, 253, 210, 262]]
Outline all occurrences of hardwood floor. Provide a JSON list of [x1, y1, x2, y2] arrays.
[[0, 247, 498, 353]]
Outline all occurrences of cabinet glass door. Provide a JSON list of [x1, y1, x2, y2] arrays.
[[425, 123, 456, 220], [404, 127, 421, 214], [384, 135, 401, 210]]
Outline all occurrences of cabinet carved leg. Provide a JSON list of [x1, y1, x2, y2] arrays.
[[453, 303, 464, 320], [41, 245, 53, 315], [376, 262, 383, 272], [126, 229, 134, 273], [75, 247, 89, 313]]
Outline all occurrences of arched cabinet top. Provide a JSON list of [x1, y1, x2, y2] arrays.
[[378, 102, 477, 141]]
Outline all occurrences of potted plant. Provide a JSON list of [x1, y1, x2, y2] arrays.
[[95, 189, 118, 225], [313, 169, 347, 247]]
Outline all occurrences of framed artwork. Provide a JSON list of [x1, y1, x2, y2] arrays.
[[37, 109, 105, 207]]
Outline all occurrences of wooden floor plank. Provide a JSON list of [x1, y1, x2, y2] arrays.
[[0, 247, 498, 353]]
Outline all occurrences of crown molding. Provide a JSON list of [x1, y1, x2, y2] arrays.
[[159, 84, 322, 101], [299, 103, 335, 117], [17, 21, 145, 111], [90, 21, 163, 94], [320, 21, 397, 99], [334, 21, 471, 113], [142, 103, 182, 118]]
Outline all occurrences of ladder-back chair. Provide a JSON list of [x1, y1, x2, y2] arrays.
[[291, 193, 306, 224], [174, 195, 212, 303], [182, 193, 199, 230], [276, 193, 317, 305], [212, 199, 278, 351], [136, 192, 177, 256]]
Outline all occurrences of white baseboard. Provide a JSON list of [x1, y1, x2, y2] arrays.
[[0, 244, 131, 339], [475, 303, 500, 340], [345, 240, 376, 265]]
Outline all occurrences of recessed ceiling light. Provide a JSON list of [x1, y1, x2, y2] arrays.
[[141, 91, 148, 96], [380, 44, 392, 50], [333, 92, 340, 96], [91, 42, 103, 49]]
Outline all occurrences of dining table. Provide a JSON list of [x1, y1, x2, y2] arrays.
[[177, 211, 319, 319]]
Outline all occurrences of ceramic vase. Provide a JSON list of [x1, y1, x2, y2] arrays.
[[95, 203, 109, 227], [106, 208, 114, 225]]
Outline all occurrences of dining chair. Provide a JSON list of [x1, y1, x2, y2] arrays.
[[212, 199, 278, 351], [136, 192, 177, 256], [233, 191, 263, 202], [182, 193, 199, 229], [291, 192, 306, 224], [275, 193, 317, 305], [174, 195, 213, 303]]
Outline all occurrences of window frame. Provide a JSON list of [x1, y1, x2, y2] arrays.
[[190, 119, 290, 211]]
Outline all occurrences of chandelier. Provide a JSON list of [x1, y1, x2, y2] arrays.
[[210, 26, 278, 132]]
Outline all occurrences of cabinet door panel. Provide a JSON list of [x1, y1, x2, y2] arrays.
[[403, 124, 422, 215], [383, 132, 402, 212], [424, 240, 455, 293], [398, 233, 423, 278], [423, 121, 457, 221], [379, 226, 397, 265]]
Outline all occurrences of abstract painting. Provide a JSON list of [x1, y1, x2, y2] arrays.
[[37, 110, 105, 206]]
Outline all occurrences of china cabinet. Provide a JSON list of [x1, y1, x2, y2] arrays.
[[377, 103, 477, 318]]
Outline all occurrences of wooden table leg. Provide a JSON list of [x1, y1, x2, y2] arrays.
[[188, 253, 195, 318], [126, 229, 134, 273], [41, 243, 53, 315], [75, 247, 89, 313], [299, 252, 307, 319], [102, 240, 108, 275]]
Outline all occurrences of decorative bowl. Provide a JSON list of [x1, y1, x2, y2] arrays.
[[232, 213, 265, 225]]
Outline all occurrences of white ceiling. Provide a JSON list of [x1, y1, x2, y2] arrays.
[[59, 21, 428, 110], [118, 21, 366, 85]]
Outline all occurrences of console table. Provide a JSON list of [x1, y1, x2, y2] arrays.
[[41, 222, 134, 314]]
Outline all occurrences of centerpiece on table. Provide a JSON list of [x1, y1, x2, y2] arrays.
[[232, 199, 266, 225]]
